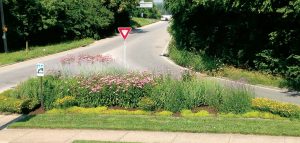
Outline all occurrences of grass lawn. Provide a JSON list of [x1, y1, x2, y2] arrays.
[[168, 40, 284, 88], [9, 114, 300, 136], [216, 66, 283, 87], [73, 141, 138, 143], [0, 38, 94, 66], [131, 17, 159, 28]]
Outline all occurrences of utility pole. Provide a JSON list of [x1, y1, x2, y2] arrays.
[[0, 0, 8, 53]]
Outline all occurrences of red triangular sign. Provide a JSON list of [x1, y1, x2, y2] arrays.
[[118, 27, 132, 40]]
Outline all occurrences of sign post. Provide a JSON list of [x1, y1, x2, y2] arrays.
[[117, 27, 132, 68], [36, 63, 45, 108], [139, 1, 153, 8]]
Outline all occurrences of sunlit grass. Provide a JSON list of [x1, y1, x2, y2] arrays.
[[131, 17, 159, 28], [216, 66, 283, 87], [168, 40, 284, 88], [9, 114, 300, 136], [0, 38, 94, 66]]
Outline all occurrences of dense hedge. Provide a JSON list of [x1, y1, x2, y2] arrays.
[[0, 0, 138, 51], [165, 0, 300, 90]]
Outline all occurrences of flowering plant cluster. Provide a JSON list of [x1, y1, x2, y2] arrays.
[[60, 54, 113, 65], [252, 98, 300, 118], [77, 73, 154, 93]]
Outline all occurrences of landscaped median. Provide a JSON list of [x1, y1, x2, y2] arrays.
[[1, 54, 300, 136]]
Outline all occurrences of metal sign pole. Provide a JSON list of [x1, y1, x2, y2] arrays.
[[36, 63, 45, 109], [40, 76, 44, 109], [123, 40, 126, 68]]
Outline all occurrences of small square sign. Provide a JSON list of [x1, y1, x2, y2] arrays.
[[36, 63, 44, 77]]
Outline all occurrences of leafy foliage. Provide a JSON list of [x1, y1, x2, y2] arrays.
[[252, 98, 300, 118], [1, 0, 138, 51], [165, 0, 300, 90]]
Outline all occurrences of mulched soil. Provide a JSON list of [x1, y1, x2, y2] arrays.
[[28, 106, 45, 115]]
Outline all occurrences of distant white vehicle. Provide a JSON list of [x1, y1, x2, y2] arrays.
[[161, 15, 172, 21]]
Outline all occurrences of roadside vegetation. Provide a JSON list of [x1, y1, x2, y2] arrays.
[[168, 41, 284, 88], [165, 0, 300, 90], [131, 17, 159, 28], [1, 0, 160, 53], [2, 53, 300, 136], [0, 38, 94, 66]]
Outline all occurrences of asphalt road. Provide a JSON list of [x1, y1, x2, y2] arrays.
[[0, 21, 299, 104]]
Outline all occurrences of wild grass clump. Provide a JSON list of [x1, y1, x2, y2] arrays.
[[148, 74, 253, 113], [2, 70, 253, 114]]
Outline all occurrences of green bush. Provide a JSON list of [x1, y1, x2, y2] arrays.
[[0, 90, 39, 113], [138, 97, 156, 111], [47, 107, 150, 115], [252, 98, 300, 118], [165, 0, 300, 90], [155, 111, 173, 116], [54, 96, 77, 108], [181, 109, 210, 117], [2, 0, 137, 52]]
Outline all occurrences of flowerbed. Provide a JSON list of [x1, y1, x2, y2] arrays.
[[2, 69, 299, 120], [252, 98, 300, 118]]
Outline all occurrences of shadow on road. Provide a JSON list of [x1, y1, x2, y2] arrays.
[[131, 29, 148, 34], [283, 90, 300, 97]]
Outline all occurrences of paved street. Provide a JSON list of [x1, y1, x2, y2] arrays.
[[0, 129, 300, 143]]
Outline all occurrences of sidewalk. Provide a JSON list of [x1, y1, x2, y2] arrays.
[[0, 114, 22, 130], [0, 128, 299, 143]]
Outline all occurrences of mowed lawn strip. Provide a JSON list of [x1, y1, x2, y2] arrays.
[[0, 38, 94, 66], [9, 114, 300, 136], [131, 17, 159, 28]]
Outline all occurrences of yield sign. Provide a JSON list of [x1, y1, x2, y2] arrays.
[[118, 27, 132, 40]]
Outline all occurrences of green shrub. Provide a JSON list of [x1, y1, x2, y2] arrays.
[[54, 96, 77, 108], [0, 92, 39, 114], [47, 107, 150, 115], [155, 111, 173, 116], [242, 111, 283, 120], [138, 97, 156, 111], [252, 98, 300, 118], [219, 111, 283, 120], [181, 109, 210, 117], [165, 0, 300, 90]]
